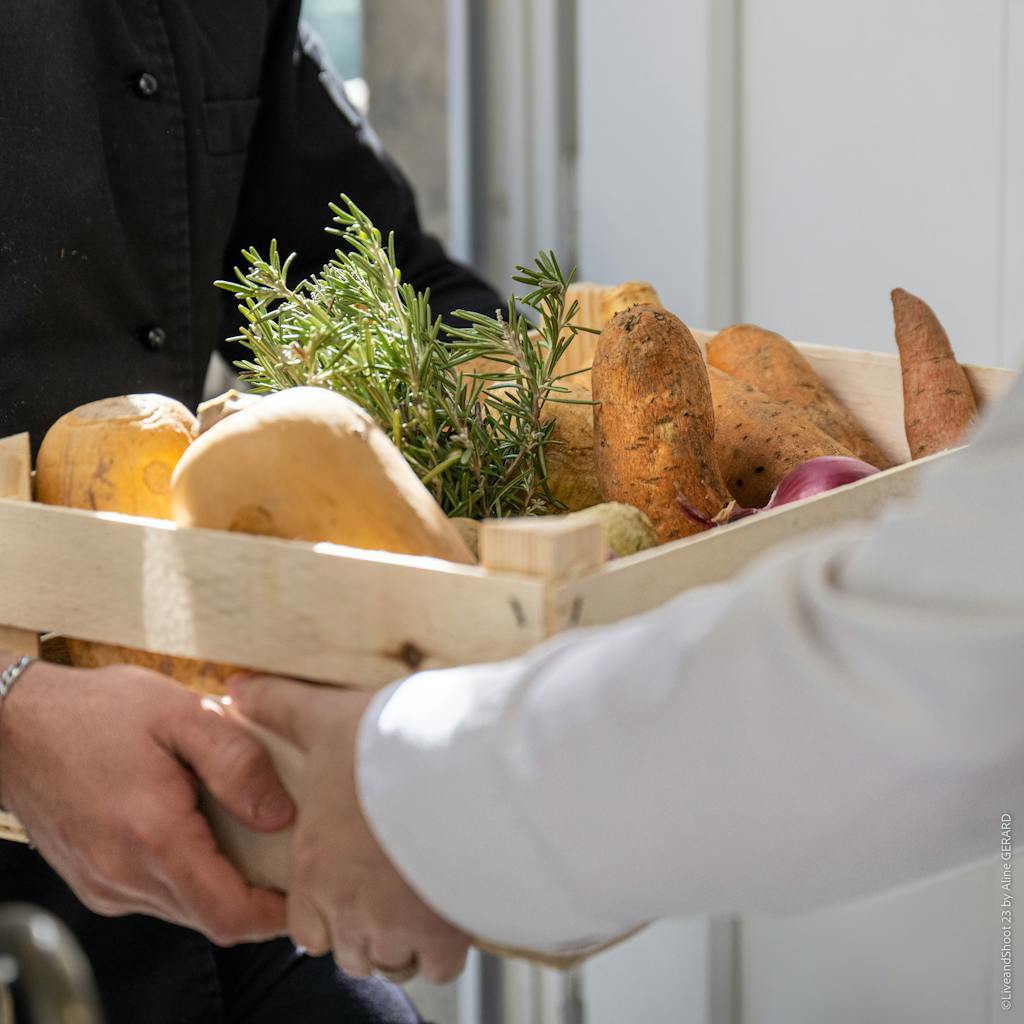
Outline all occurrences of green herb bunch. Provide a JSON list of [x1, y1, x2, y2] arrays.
[[217, 196, 591, 519]]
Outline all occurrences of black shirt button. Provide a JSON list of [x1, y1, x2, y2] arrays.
[[142, 325, 167, 350], [135, 72, 159, 98]]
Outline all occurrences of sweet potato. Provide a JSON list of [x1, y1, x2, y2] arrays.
[[593, 306, 730, 541], [891, 288, 978, 459], [708, 368, 855, 507], [707, 324, 891, 469], [599, 281, 663, 328]]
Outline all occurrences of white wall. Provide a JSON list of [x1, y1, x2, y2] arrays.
[[576, 0, 740, 327], [741, 861, 1016, 1024], [581, 921, 713, 1024], [1004, 0, 1024, 368], [742, 0, 1019, 367]]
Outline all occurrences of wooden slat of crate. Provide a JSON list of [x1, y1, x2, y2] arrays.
[[0, 434, 37, 846], [0, 434, 39, 659], [0, 434, 31, 502], [0, 499, 548, 688], [549, 450, 942, 633]]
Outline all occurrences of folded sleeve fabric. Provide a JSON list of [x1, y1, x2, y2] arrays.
[[358, 373, 1024, 954]]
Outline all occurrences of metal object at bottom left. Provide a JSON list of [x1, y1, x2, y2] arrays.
[[0, 903, 105, 1023]]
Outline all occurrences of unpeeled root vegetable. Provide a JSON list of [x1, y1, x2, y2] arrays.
[[593, 306, 730, 542], [33, 394, 236, 691], [598, 282, 663, 328], [891, 288, 978, 459], [171, 387, 475, 564], [707, 325, 893, 469], [567, 502, 658, 557], [545, 380, 602, 512], [708, 368, 856, 507], [35, 394, 198, 517]]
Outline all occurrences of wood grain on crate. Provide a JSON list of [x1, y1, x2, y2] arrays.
[[0, 434, 39, 660], [0, 434, 31, 502], [549, 450, 946, 633], [0, 500, 548, 688], [479, 517, 606, 581], [0, 434, 38, 846]]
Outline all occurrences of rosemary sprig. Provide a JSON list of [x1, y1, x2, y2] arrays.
[[216, 195, 592, 519]]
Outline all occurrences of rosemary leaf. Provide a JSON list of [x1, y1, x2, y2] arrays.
[[217, 195, 589, 519]]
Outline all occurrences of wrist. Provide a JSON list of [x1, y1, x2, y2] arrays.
[[0, 658, 71, 809]]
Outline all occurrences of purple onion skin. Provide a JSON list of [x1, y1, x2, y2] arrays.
[[765, 456, 880, 509], [677, 456, 880, 529]]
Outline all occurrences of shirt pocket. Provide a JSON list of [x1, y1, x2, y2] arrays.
[[201, 97, 261, 157]]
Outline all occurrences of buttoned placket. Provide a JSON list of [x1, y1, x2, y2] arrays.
[[133, 2, 194, 396]]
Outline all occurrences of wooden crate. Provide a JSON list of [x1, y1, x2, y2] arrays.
[[0, 314, 1016, 965]]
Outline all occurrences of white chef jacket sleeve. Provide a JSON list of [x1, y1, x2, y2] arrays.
[[357, 373, 1024, 954]]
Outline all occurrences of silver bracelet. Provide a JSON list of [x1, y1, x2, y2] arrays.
[[0, 657, 36, 843], [0, 656, 35, 704]]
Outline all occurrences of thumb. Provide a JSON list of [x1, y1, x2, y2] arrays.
[[227, 674, 320, 750], [169, 699, 295, 833]]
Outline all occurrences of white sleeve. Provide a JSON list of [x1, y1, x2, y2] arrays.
[[357, 374, 1024, 955]]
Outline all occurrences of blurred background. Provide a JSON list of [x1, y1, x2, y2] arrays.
[[301, 1, 1022, 1022]]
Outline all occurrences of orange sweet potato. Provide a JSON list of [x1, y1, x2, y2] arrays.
[[891, 288, 978, 459], [593, 306, 730, 542], [707, 324, 891, 469], [708, 368, 855, 507]]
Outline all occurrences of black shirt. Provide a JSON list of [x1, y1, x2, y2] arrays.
[[0, 1, 499, 450]]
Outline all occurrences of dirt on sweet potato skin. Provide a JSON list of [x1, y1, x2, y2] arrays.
[[708, 367, 855, 507], [707, 324, 892, 469], [593, 306, 731, 542]]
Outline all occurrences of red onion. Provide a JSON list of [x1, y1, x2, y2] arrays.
[[679, 456, 881, 528], [766, 456, 881, 506]]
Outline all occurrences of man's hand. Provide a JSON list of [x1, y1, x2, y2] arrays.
[[230, 676, 471, 984], [0, 659, 293, 944]]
